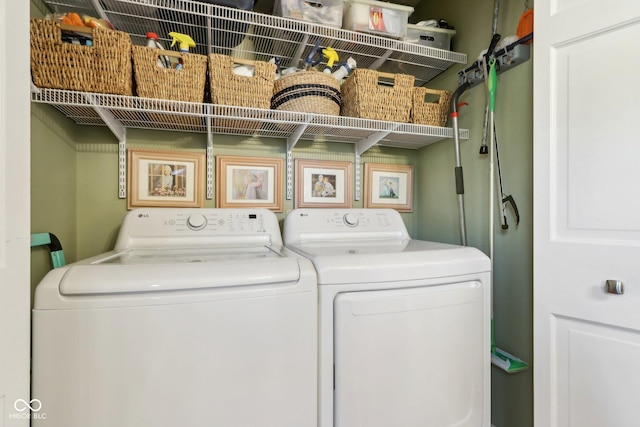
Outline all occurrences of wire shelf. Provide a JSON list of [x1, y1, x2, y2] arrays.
[[42, 0, 466, 86], [32, 87, 469, 147], [36, 0, 470, 199]]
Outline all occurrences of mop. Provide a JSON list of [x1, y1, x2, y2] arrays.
[[31, 232, 66, 269], [449, 0, 529, 374], [486, 57, 528, 374]]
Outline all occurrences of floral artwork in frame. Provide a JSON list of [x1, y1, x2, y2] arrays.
[[127, 149, 205, 210]]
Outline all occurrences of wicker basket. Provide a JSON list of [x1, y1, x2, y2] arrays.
[[209, 54, 276, 107], [131, 46, 207, 127], [341, 69, 415, 123], [132, 46, 207, 103], [30, 19, 132, 96], [271, 70, 342, 116], [209, 54, 276, 132], [411, 87, 452, 127]]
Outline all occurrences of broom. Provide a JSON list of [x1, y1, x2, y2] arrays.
[[486, 55, 528, 374]]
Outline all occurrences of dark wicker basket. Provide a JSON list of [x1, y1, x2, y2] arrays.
[[271, 70, 342, 116]]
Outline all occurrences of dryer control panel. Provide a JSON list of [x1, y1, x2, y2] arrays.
[[115, 208, 282, 250], [283, 209, 411, 244]]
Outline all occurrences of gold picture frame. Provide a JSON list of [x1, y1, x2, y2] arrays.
[[216, 155, 284, 212], [127, 149, 205, 210], [295, 159, 353, 208], [364, 163, 413, 212]]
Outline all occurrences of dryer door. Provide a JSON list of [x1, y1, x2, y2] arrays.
[[333, 281, 486, 427]]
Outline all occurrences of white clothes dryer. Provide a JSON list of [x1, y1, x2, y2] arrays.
[[32, 208, 317, 427], [283, 208, 491, 427]]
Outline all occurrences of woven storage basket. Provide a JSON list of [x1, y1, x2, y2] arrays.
[[271, 70, 342, 116], [341, 69, 415, 123], [209, 54, 276, 107], [30, 19, 132, 96], [132, 47, 207, 127], [411, 87, 452, 127], [132, 46, 207, 103], [209, 54, 277, 132]]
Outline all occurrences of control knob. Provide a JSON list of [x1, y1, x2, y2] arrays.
[[343, 213, 359, 227], [187, 214, 207, 231]]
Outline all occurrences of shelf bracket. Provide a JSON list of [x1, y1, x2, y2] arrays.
[[84, 93, 127, 198], [89, 0, 109, 22], [369, 47, 395, 70], [291, 32, 311, 68], [84, 94, 126, 142], [354, 127, 396, 200], [118, 137, 127, 199], [286, 116, 313, 200], [206, 14, 213, 54], [206, 117, 214, 200]]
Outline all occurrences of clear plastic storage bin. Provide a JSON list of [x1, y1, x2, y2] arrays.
[[404, 24, 456, 50], [342, 0, 414, 38], [274, 0, 344, 28]]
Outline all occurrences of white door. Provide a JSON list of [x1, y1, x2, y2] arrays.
[[533, 1, 640, 426], [0, 2, 31, 426]]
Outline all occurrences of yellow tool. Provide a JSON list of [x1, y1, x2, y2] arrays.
[[169, 32, 196, 52], [321, 47, 339, 73]]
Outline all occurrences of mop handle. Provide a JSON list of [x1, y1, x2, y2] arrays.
[[488, 57, 497, 112]]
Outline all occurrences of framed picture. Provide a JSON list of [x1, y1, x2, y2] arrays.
[[127, 149, 205, 209], [364, 163, 413, 212], [216, 155, 284, 212], [295, 159, 352, 208]]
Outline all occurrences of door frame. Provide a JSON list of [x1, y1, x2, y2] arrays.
[[0, 2, 31, 426]]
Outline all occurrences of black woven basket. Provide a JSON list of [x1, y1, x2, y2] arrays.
[[271, 71, 341, 116]]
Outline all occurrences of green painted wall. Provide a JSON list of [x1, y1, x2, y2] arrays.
[[30, 104, 78, 299], [413, 1, 533, 426], [65, 127, 417, 261]]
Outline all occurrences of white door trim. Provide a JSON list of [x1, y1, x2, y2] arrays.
[[0, 2, 32, 426]]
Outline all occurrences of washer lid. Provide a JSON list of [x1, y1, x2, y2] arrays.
[[58, 245, 301, 295], [286, 239, 490, 284]]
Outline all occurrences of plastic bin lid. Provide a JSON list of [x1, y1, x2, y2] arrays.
[[406, 23, 456, 35], [343, 0, 414, 13], [199, 0, 254, 10]]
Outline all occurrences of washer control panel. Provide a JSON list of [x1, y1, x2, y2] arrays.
[[115, 208, 282, 249]]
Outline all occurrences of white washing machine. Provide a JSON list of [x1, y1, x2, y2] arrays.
[[283, 208, 492, 427], [32, 208, 317, 427]]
